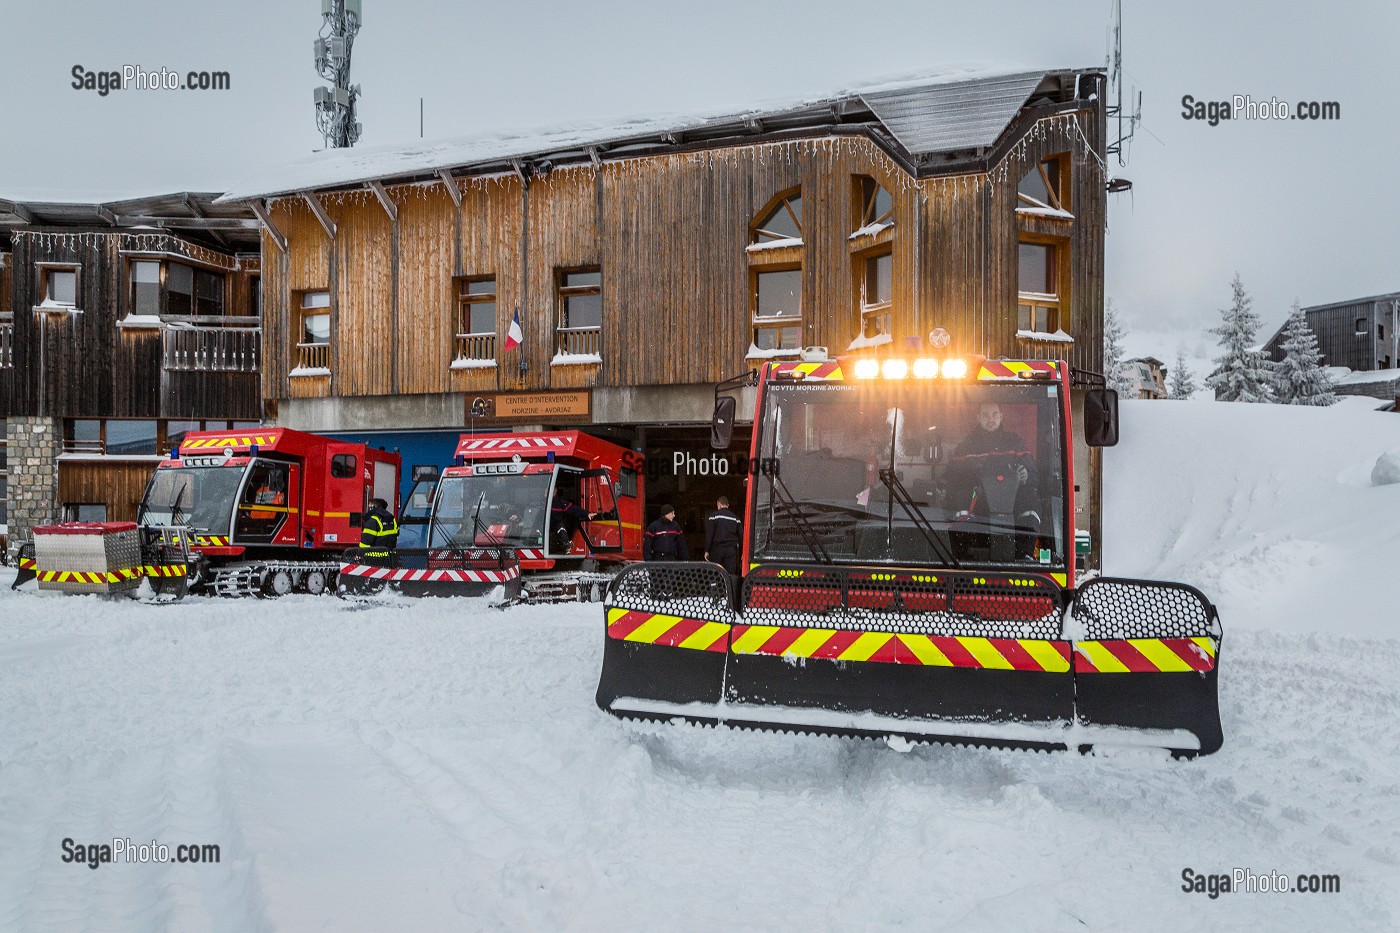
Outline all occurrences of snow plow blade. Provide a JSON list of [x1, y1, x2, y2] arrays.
[[598, 565, 1223, 757], [596, 563, 735, 719], [1068, 577, 1223, 756], [11, 543, 37, 590], [337, 547, 522, 600]]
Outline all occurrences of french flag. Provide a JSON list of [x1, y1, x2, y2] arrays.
[[503, 310, 523, 351]]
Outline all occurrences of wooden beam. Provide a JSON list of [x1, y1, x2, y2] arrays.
[[510, 159, 530, 189], [248, 200, 287, 253], [300, 191, 337, 240], [0, 198, 35, 223], [94, 205, 117, 225], [367, 180, 397, 223], [437, 170, 462, 207], [182, 192, 231, 248], [113, 215, 260, 230], [588, 146, 602, 169]]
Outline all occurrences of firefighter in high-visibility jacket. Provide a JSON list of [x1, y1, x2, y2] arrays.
[[359, 498, 400, 565]]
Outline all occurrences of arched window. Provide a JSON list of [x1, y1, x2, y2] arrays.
[[855, 177, 893, 231], [747, 188, 804, 357], [751, 190, 803, 245], [1017, 155, 1069, 214]]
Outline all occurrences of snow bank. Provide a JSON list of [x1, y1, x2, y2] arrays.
[[1104, 399, 1400, 636], [1371, 450, 1400, 486]]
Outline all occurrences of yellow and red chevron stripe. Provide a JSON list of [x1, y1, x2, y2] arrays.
[[606, 608, 731, 652], [18, 557, 36, 571], [143, 564, 188, 578], [729, 624, 1071, 671], [193, 535, 230, 546], [1074, 637, 1218, 673], [180, 435, 278, 449], [770, 361, 844, 380], [36, 567, 143, 584], [977, 360, 1059, 380]]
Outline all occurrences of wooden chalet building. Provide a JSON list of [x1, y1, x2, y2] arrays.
[[1263, 292, 1400, 373], [0, 194, 262, 549], [221, 67, 1113, 561]]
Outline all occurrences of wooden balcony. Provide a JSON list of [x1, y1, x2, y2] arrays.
[[453, 333, 496, 364], [294, 342, 331, 373], [556, 327, 601, 358], [162, 325, 261, 373]]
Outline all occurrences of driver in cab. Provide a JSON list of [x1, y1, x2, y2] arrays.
[[949, 402, 1040, 537]]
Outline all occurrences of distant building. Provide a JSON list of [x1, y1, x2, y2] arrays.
[[1263, 292, 1400, 372], [1117, 356, 1167, 399]]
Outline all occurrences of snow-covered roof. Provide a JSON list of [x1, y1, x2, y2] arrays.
[[1334, 367, 1400, 386], [218, 65, 1097, 203]]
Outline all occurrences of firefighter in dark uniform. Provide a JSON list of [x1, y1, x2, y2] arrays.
[[703, 496, 742, 575], [359, 497, 400, 566], [551, 493, 597, 552], [643, 504, 689, 561]]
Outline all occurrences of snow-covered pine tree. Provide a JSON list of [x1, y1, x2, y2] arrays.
[[1104, 299, 1134, 393], [1273, 300, 1337, 406], [1206, 274, 1276, 402], [1169, 349, 1199, 399]]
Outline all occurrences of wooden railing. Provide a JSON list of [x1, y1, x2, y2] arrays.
[[556, 327, 601, 358], [453, 333, 495, 363], [294, 342, 331, 372], [163, 326, 261, 372], [0, 320, 12, 369], [62, 438, 104, 454]]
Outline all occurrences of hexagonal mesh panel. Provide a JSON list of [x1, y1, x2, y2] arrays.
[[1071, 577, 1220, 640], [740, 565, 1063, 639], [606, 561, 735, 624]]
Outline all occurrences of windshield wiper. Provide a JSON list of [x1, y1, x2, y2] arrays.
[[766, 474, 833, 564], [877, 468, 961, 569]]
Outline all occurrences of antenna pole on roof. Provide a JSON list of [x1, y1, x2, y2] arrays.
[[313, 0, 363, 148], [1104, 0, 1139, 168]]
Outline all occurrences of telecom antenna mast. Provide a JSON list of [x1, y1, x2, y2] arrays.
[[313, 0, 362, 148], [1105, 0, 1140, 167]]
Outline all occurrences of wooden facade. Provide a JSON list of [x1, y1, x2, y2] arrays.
[[0, 198, 261, 535], [1, 230, 261, 420], [56, 459, 158, 524], [258, 110, 1106, 407], [1264, 292, 1400, 372]]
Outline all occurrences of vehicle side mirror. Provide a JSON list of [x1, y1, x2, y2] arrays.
[[1084, 388, 1120, 447], [711, 396, 737, 450]]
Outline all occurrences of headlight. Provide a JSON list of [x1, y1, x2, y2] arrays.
[[941, 358, 969, 379], [882, 359, 908, 379], [854, 359, 880, 379], [912, 358, 939, 378]]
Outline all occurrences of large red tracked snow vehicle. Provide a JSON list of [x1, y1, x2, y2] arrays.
[[597, 354, 1224, 757], [338, 430, 643, 601], [134, 427, 401, 597]]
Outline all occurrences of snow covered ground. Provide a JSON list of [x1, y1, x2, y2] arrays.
[[3, 399, 1399, 931]]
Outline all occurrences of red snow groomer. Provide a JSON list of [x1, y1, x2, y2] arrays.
[[597, 353, 1225, 758], [341, 430, 643, 602], [134, 428, 401, 597]]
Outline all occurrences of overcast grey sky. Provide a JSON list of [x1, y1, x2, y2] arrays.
[[1, 0, 1396, 344]]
